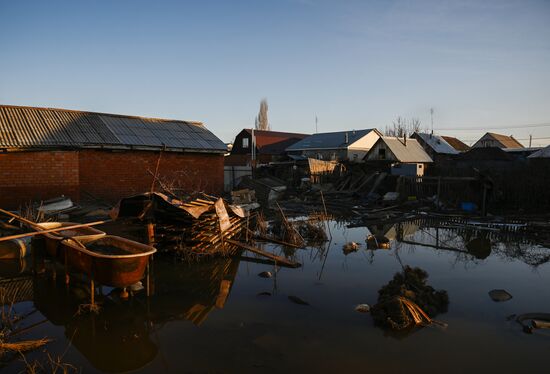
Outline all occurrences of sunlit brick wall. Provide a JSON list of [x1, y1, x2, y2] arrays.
[[78, 150, 224, 203], [0, 151, 79, 208]]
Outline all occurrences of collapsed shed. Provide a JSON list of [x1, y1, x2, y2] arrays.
[[112, 192, 249, 258], [0, 105, 227, 208]]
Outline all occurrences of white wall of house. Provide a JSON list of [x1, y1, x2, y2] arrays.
[[365, 140, 397, 161], [347, 131, 381, 162]]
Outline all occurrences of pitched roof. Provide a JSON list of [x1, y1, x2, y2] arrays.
[[244, 129, 308, 154], [474, 132, 524, 149], [0, 105, 227, 153], [370, 137, 433, 163], [528, 145, 550, 159], [286, 129, 379, 151], [441, 136, 470, 152], [488, 132, 524, 148], [414, 133, 458, 155]]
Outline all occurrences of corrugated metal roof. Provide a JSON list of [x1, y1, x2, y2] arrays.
[[528, 145, 550, 158], [415, 133, 458, 155], [0, 105, 227, 153], [374, 137, 433, 163], [286, 129, 379, 151]]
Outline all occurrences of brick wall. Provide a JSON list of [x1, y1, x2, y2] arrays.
[[0, 151, 79, 208], [79, 150, 224, 203], [0, 150, 224, 208]]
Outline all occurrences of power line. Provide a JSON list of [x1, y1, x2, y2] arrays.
[[434, 122, 550, 131], [460, 136, 550, 141]]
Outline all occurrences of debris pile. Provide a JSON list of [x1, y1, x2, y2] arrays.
[[371, 266, 448, 331], [113, 192, 249, 258]]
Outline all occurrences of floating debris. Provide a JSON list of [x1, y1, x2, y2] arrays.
[[355, 304, 371, 313], [371, 266, 448, 331], [258, 271, 273, 278], [342, 242, 360, 255], [257, 292, 272, 297], [515, 313, 550, 334], [366, 235, 390, 250], [288, 296, 310, 306], [488, 289, 513, 302]]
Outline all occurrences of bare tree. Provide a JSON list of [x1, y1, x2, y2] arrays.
[[385, 116, 422, 137], [255, 99, 270, 131]]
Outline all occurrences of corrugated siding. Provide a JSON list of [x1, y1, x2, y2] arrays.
[[0, 105, 226, 152]]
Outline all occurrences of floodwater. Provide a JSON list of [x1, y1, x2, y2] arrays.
[[1, 218, 550, 373]]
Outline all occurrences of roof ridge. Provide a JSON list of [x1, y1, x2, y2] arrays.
[[0, 104, 203, 127]]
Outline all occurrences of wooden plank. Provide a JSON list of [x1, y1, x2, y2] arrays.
[[226, 239, 301, 268], [0, 220, 110, 242]]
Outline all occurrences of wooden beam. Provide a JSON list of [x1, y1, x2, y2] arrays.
[[0, 220, 110, 243], [226, 239, 301, 268]]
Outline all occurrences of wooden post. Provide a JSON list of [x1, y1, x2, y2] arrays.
[[64, 254, 70, 285], [146, 261, 150, 298], [147, 222, 155, 245], [90, 276, 95, 306], [437, 176, 442, 211], [482, 185, 488, 217]]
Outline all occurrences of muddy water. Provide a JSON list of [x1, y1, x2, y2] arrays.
[[1, 219, 550, 373]]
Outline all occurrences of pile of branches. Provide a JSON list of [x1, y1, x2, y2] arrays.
[[371, 266, 448, 331]]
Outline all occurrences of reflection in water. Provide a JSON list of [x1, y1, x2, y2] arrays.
[[29, 257, 240, 372], [374, 218, 550, 268], [149, 257, 240, 326], [0, 218, 549, 373]]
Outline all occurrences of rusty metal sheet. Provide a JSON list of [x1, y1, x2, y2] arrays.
[[214, 199, 232, 232]]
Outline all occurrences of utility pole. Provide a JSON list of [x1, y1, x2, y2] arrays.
[[529, 134, 532, 148], [430, 108, 434, 134]]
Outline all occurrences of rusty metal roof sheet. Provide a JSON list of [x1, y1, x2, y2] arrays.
[[0, 105, 226, 153]]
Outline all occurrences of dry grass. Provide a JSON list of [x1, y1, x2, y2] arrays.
[[75, 303, 101, 316], [0, 338, 50, 353], [20, 351, 79, 374]]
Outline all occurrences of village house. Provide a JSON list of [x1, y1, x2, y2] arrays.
[[364, 136, 433, 176], [472, 132, 523, 149], [286, 129, 382, 162], [0, 105, 227, 208], [411, 132, 459, 162], [225, 129, 308, 166]]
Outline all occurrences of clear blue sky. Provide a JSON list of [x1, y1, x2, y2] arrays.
[[1, 0, 549, 146]]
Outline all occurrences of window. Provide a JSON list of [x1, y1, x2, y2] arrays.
[[242, 137, 249, 148], [378, 148, 386, 159]]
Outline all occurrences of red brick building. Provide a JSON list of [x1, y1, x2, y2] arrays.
[[0, 105, 226, 208]]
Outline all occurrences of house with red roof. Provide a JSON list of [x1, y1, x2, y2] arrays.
[[225, 129, 309, 166]]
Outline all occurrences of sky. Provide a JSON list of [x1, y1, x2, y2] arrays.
[[1, 0, 549, 146]]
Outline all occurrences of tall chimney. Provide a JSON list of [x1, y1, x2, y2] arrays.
[[404, 133, 407, 146], [345, 132, 349, 144]]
